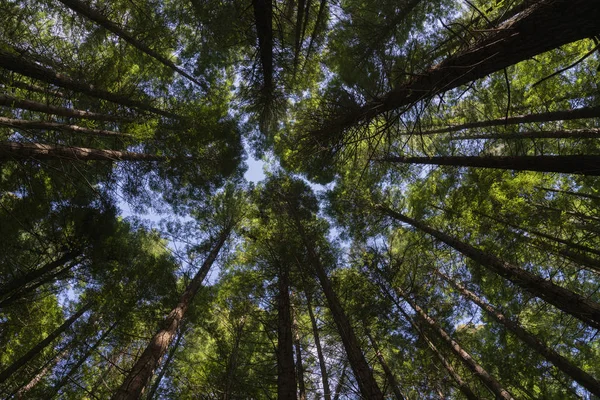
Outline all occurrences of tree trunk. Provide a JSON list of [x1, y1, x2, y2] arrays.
[[306, 292, 332, 400], [0, 48, 180, 119], [11, 346, 71, 399], [56, 0, 202, 87], [449, 128, 600, 141], [363, 326, 406, 400], [437, 270, 600, 397], [111, 227, 231, 400], [253, 0, 273, 92], [0, 116, 131, 137], [537, 186, 600, 202], [277, 263, 297, 400], [332, 363, 348, 400], [0, 142, 164, 162], [422, 106, 600, 135], [145, 325, 184, 400], [378, 155, 600, 176], [395, 304, 478, 400], [50, 322, 117, 399], [398, 289, 514, 400], [0, 302, 91, 384], [292, 302, 306, 400], [302, 0, 326, 74], [0, 94, 132, 122], [376, 205, 600, 330], [292, 215, 384, 399], [310, 0, 600, 143]]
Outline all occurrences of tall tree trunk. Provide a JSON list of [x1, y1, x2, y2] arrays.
[[375, 205, 600, 330], [394, 303, 478, 400], [398, 289, 514, 400], [449, 128, 600, 141], [437, 270, 600, 397], [302, 0, 326, 74], [378, 154, 600, 176], [0, 302, 92, 384], [11, 346, 71, 399], [253, 0, 273, 92], [532, 202, 600, 224], [292, 215, 384, 399], [112, 227, 231, 400], [305, 292, 332, 400], [332, 363, 348, 400], [0, 142, 164, 162], [363, 326, 405, 400], [293, 305, 306, 400], [0, 48, 180, 119], [145, 325, 184, 400], [0, 117, 131, 137], [56, 0, 202, 87], [536, 186, 600, 202], [51, 322, 117, 399], [422, 106, 600, 135], [277, 263, 297, 400], [0, 94, 132, 122], [310, 0, 600, 143]]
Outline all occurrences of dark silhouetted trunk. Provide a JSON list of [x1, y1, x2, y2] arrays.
[[253, 0, 273, 92], [302, 0, 326, 74], [0, 302, 91, 384], [537, 186, 600, 202], [438, 271, 600, 397], [306, 292, 331, 400], [292, 215, 384, 399], [376, 205, 600, 330], [0, 94, 132, 122], [378, 155, 600, 176], [57, 0, 202, 87], [0, 117, 129, 137], [398, 290, 514, 400], [364, 326, 405, 400], [0, 142, 164, 162], [0, 48, 180, 119], [311, 0, 600, 144], [333, 363, 348, 400], [112, 227, 230, 400], [292, 305, 306, 400], [450, 128, 600, 141], [277, 263, 297, 400], [12, 346, 70, 399]]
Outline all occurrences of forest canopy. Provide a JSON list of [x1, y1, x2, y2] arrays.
[[1, 0, 600, 399]]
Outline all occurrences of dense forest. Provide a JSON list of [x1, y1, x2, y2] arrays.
[[1, 0, 599, 398]]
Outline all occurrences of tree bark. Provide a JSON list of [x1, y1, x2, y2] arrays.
[[56, 0, 202, 87], [0, 94, 132, 122], [332, 363, 348, 400], [376, 205, 600, 330], [0, 142, 164, 162], [252, 0, 273, 92], [449, 128, 600, 141], [0, 302, 92, 384], [437, 270, 600, 397], [306, 292, 332, 400], [310, 0, 600, 144], [111, 227, 231, 400], [363, 326, 406, 400], [0, 48, 180, 119], [292, 215, 384, 399], [11, 346, 70, 399], [422, 106, 600, 135], [145, 325, 184, 400], [378, 155, 600, 176], [398, 289, 514, 400], [277, 263, 297, 400], [0, 117, 130, 137]]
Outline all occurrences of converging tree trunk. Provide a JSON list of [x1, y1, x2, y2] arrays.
[[145, 325, 184, 400], [364, 326, 405, 400], [378, 155, 600, 176], [306, 292, 332, 400], [437, 270, 600, 397], [0, 302, 92, 384], [450, 128, 600, 141], [0, 117, 130, 137], [0, 142, 164, 162], [376, 205, 600, 330], [277, 263, 297, 400], [112, 227, 231, 400]]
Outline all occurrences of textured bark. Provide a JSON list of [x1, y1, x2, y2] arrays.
[[277, 264, 297, 400], [145, 326, 184, 400], [364, 327, 405, 400], [0, 303, 91, 384], [399, 290, 514, 400], [450, 128, 600, 141], [57, 0, 202, 87], [306, 292, 331, 400], [438, 271, 600, 397], [311, 0, 600, 143], [292, 216, 384, 399], [0, 94, 132, 122], [376, 205, 600, 330], [0, 48, 180, 119], [379, 155, 600, 176], [0, 117, 130, 137], [0, 142, 164, 162], [112, 227, 230, 400], [253, 0, 273, 92], [422, 106, 600, 135]]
